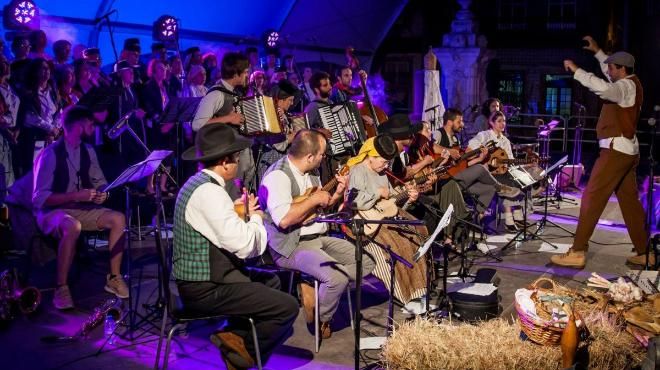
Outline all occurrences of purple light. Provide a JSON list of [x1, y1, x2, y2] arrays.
[[161, 17, 177, 37], [12, 1, 37, 25], [266, 31, 279, 48]]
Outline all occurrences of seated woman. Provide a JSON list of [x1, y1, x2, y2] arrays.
[[345, 134, 427, 304]]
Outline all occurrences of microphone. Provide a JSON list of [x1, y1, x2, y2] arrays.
[[573, 102, 586, 110], [107, 110, 135, 140], [93, 9, 117, 24], [424, 105, 440, 113], [649, 105, 659, 127]]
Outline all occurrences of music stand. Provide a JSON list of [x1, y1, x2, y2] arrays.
[[101, 150, 173, 341], [312, 215, 423, 370], [160, 97, 202, 186], [534, 156, 576, 238]]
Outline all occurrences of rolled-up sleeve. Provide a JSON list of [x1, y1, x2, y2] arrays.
[[185, 183, 267, 259], [191, 90, 225, 132], [573, 69, 636, 107], [32, 148, 56, 209], [259, 170, 293, 227]]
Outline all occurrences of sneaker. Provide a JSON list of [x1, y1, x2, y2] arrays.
[[495, 183, 521, 198], [627, 254, 656, 266], [105, 274, 129, 299], [320, 321, 332, 339], [53, 285, 74, 310], [550, 249, 586, 269]]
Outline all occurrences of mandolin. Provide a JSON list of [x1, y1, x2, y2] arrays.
[[487, 148, 544, 175], [294, 165, 350, 223]]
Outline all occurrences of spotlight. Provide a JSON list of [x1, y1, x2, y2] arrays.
[[153, 15, 178, 43], [3, 0, 40, 31], [264, 30, 280, 49]]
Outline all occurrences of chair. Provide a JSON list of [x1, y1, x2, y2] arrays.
[[153, 260, 263, 369], [250, 249, 353, 353]]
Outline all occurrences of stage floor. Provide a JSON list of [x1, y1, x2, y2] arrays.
[[0, 190, 655, 370]]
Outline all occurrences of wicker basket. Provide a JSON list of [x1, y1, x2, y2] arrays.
[[515, 277, 583, 346]]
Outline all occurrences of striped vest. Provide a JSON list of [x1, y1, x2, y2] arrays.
[[173, 171, 249, 283]]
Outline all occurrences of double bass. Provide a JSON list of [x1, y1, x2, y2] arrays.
[[346, 47, 388, 137]]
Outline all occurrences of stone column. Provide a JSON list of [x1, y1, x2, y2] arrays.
[[433, 0, 493, 111]]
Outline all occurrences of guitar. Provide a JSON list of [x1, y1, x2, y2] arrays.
[[416, 140, 496, 181], [294, 166, 350, 223], [356, 163, 449, 235], [487, 148, 543, 175]]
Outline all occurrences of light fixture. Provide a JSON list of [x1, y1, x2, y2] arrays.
[[153, 15, 178, 44], [3, 0, 40, 31], [264, 29, 280, 49]]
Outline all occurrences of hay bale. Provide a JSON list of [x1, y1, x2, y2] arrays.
[[381, 315, 644, 370]]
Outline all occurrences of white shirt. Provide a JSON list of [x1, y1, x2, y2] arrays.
[[573, 50, 639, 155], [467, 129, 513, 159], [260, 157, 327, 236], [185, 169, 267, 259], [191, 79, 234, 132]]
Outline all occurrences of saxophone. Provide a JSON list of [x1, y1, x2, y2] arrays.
[[77, 297, 123, 337], [0, 269, 41, 320]]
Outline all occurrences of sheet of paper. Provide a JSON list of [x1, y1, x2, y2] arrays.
[[456, 283, 498, 296], [477, 242, 497, 254], [360, 337, 388, 350], [413, 204, 453, 261], [538, 242, 571, 254], [401, 300, 437, 315], [485, 234, 513, 243]]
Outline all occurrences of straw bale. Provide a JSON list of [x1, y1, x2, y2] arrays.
[[381, 314, 644, 370]]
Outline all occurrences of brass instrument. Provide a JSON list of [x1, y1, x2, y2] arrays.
[[0, 269, 41, 320], [77, 297, 122, 337]]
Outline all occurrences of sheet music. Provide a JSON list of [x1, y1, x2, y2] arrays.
[[539, 155, 568, 178], [413, 204, 453, 262]]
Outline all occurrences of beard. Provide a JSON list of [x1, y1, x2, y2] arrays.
[[319, 89, 330, 99]]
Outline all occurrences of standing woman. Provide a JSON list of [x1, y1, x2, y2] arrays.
[[0, 56, 20, 195], [472, 97, 501, 134], [141, 59, 174, 194], [346, 134, 429, 305], [16, 58, 61, 177]]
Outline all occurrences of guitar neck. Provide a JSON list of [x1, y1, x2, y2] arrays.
[[321, 178, 337, 193]]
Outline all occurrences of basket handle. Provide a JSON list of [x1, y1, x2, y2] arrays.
[[531, 277, 557, 291]]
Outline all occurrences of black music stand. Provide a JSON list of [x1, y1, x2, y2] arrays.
[[535, 156, 576, 238], [102, 150, 173, 341], [312, 215, 423, 370], [160, 97, 202, 185]]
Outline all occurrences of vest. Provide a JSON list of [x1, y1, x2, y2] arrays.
[[172, 172, 250, 283], [596, 75, 643, 140], [261, 157, 321, 258], [51, 138, 92, 194]]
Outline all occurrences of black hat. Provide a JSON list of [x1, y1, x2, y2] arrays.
[[378, 114, 423, 140], [112, 59, 135, 73], [374, 134, 398, 160], [182, 124, 251, 162], [83, 47, 100, 58], [123, 38, 141, 52], [274, 79, 299, 99]]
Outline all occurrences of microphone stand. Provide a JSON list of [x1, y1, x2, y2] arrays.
[[644, 114, 658, 269], [95, 10, 119, 64], [312, 215, 423, 370]]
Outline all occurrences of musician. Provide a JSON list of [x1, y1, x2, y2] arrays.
[[52, 39, 72, 66], [331, 66, 375, 129], [303, 71, 333, 130], [346, 134, 428, 303], [247, 70, 267, 97], [32, 106, 128, 310], [467, 111, 525, 232], [259, 129, 375, 339], [473, 98, 501, 133], [174, 124, 298, 369], [255, 79, 302, 181], [191, 52, 254, 197], [82, 48, 111, 88], [437, 108, 520, 219], [382, 114, 469, 244], [552, 36, 648, 268], [0, 56, 19, 189], [301, 67, 315, 107]]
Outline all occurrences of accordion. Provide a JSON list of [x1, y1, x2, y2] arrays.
[[318, 101, 366, 155], [236, 95, 282, 136]]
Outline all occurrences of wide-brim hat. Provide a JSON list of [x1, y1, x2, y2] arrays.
[[374, 134, 398, 160], [182, 124, 251, 162], [112, 60, 137, 74], [272, 79, 300, 99], [377, 113, 423, 139]]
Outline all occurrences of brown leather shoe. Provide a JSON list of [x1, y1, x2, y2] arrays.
[[210, 331, 255, 369], [320, 321, 332, 339], [298, 282, 315, 323], [550, 249, 586, 269], [627, 253, 656, 266]]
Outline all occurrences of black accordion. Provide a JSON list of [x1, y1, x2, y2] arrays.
[[318, 101, 366, 156]]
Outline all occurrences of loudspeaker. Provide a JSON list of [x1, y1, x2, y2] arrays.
[[556, 164, 584, 188]]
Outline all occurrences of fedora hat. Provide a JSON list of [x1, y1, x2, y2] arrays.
[[378, 113, 423, 139], [182, 124, 251, 162]]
